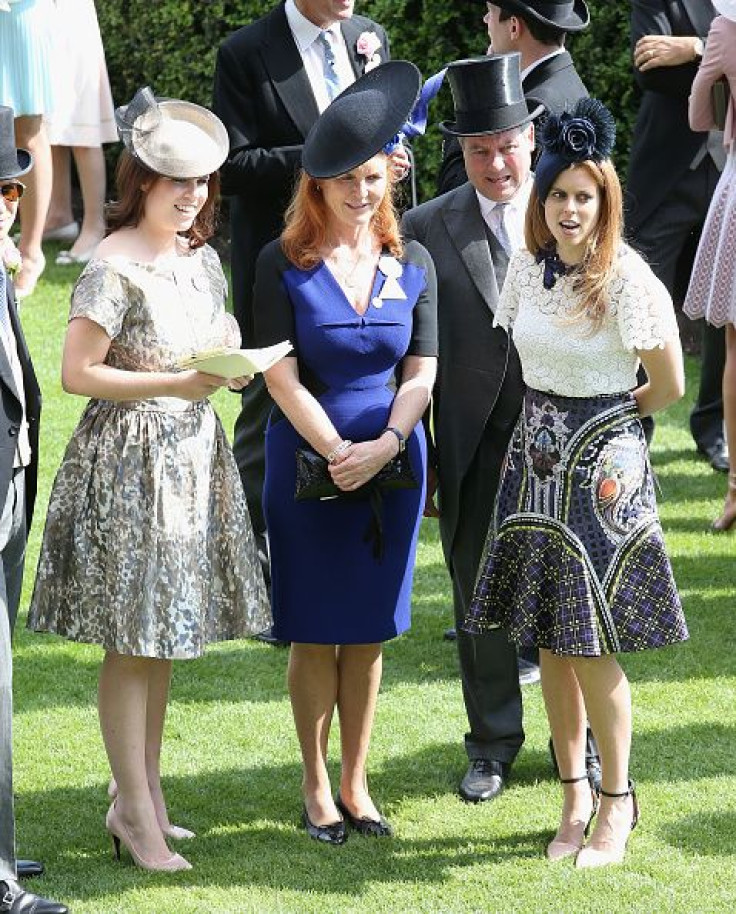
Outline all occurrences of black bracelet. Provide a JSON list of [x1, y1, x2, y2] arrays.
[[381, 425, 405, 454]]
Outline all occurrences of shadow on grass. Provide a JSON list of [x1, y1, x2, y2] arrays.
[[662, 811, 736, 857]]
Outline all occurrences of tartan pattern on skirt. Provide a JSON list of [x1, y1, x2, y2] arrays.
[[464, 389, 688, 656]]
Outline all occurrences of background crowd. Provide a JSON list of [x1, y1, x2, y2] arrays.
[[0, 1, 734, 912]]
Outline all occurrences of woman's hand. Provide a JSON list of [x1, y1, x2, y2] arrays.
[[328, 436, 398, 492], [227, 374, 254, 392], [634, 35, 700, 72], [388, 145, 411, 182], [173, 369, 230, 401]]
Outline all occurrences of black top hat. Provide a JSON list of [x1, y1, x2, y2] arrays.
[[439, 54, 544, 137], [302, 61, 421, 179], [0, 106, 32, 181], [492, 0, 589, 34]]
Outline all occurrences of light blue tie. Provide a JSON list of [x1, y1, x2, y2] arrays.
[[318, 31, 341, 101], [491, 203, 512, 256]]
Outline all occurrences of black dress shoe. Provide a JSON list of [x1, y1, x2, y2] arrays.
[[517, 657, 540, 686], [252, 626, 290, 647], [0, 880, 68, 914], [459, 759, 508, 803], [301, 806, 347, 845], [443, 627, 457, 641], [14, 862, 42, 880], [697, 440, 729, 473], [548, 729, 602, 793], [335, 794, 393, 837]]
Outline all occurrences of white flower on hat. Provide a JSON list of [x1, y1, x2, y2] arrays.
[[357, 31, 382, 73]]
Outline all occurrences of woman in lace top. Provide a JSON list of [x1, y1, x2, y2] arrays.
[[27, 90, 269, 872], [465, 100, 688, 868]]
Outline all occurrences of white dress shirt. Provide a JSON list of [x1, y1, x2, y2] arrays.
[[476, 177, 533, 254]]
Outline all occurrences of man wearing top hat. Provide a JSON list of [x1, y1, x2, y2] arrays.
[[438, 0, 590, 195], [0, 106, 67, 914], [213, 2, 393, 643], [402, 55, 537, 802]]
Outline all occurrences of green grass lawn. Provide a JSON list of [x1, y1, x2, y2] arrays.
[[9, 250, 736, 913]]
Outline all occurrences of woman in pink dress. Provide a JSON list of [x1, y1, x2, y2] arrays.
[[684, 0, 736, 530]]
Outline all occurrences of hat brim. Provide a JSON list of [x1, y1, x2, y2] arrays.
[[439, 101, 545, 137], [0, 148, 32, 180], [494, 0, 590, 33], [302, 61, 421, 179]]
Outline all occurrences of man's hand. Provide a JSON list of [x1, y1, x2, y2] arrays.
[[634, 35, 701, 72], [388, 144, 411, 182]]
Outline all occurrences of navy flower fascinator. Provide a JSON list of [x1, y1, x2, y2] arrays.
[[534, 98, 616, 202]]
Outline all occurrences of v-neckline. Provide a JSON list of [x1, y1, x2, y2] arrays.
[[322, 254, 385, 318]]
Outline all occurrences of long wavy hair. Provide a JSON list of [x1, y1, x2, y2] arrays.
[[106, 149, 220, 249], [525, 158, 623, 329], [281, 164, 403, 269]]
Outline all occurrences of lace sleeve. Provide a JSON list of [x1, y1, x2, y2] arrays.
[[613, 247, 679, 352], [69, 260, 128, 339], [494, 250, 526, 331]]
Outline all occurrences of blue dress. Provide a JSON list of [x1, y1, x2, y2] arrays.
[[253, 240, 437, 644]]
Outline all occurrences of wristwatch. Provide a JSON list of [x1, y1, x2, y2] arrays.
[[382, 426, 406, 454]]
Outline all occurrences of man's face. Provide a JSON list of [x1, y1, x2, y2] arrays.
[[296, 0, 355, 28], [461, 125, 534, 203], [483, 3, 514, 53], [0, 181, 21, 243]]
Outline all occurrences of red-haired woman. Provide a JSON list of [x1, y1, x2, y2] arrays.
[[466, 99, 689, 868], [253, 63, 437, 844], [27, 89, 269, 871]]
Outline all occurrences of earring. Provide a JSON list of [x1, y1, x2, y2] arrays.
[[316, 184, 321, 191]]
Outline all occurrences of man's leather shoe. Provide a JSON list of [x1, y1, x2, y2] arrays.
[[443, 627, 457, 641], [459, 759, 508, 802], [0, 880, 68, 914], [14, 863, 42, 881], [252, 625, 290, 647], [698, 440, 729, 473], [518, 657, 540, 686]]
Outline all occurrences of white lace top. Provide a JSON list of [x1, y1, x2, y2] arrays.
[[495, 244, 679, 397]]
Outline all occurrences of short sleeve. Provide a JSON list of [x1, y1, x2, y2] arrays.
[[69, 260, 129, 339], [614, 246, 679, 351], [494, 250, 527, 331], [252, 240, 297, 351], [403, 241, 438, 357]]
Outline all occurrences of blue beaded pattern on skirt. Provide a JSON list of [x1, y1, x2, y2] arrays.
[[464, 388, 688, 657]]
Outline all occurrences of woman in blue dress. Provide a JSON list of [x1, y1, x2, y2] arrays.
[[253, 63, 437, 844]]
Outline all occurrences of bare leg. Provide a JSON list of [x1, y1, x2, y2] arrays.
[[540, 649, 595, 859], [45, 146, 74, 231], [14, 115, 51, 296], [68, 145, 107, 257], [288, 643, 340, 825], [572, 655, 635, 868], [336, 643, 383, 820], [714, 323, 736, 530], [98, 652, 179, 865]]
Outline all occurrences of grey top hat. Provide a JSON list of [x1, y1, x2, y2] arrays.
[[302, 61, 421, 179], [0, 106, 32, 181], [493, 0, 590, 33], [440, 54, 544, 137], [115, 87, 229, 179]]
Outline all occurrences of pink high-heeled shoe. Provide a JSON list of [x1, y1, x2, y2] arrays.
[[107, 778, 195, 840], [105, 802, 192, 872], [575, 780, 639, 869], [546, 774, 599, 862]]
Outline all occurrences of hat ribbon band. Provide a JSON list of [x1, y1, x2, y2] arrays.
[[384, 67, 447, 154]]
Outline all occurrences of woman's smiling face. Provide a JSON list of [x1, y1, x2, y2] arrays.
[[544, 165, 602, 264], [321, 154, 388, 233]]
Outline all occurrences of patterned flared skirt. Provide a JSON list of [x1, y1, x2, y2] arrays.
[[464, 389, 688, 657]]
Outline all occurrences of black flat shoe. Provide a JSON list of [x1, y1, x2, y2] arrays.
[[301, 806, 347, 845], [335, 795, 393, 837], [15, 862, 43, 880]]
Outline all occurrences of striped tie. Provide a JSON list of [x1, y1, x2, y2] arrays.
[[318, 31, 341, 101]]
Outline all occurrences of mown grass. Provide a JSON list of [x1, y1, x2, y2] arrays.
[[9, 250, 736, 913]]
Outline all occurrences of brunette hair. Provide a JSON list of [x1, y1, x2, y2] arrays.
[[106, 149, 220, 249], [281, 165, 403, 269], [498, 9, 565, 47], [525, 158, 623, 329]]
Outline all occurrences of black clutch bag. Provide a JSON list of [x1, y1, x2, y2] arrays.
[[294, 445, 417, 502]]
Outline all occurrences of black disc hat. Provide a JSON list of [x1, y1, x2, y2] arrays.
[[492, 0, 590, 33], [0, 106, 32, 180], [439, 54, 544, 137], [302, 61, 421, 179]]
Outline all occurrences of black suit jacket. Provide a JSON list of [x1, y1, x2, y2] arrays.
[[402, 184, 524, 559], [626, 0, 716, 234], [0, 274, 41, 533], [212, 2, 389, 341], [436, 50, 589, 196]]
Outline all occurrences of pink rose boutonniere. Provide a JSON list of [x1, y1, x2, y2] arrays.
[[1, 239, 22, 280], [357, 30, 382, 72]]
